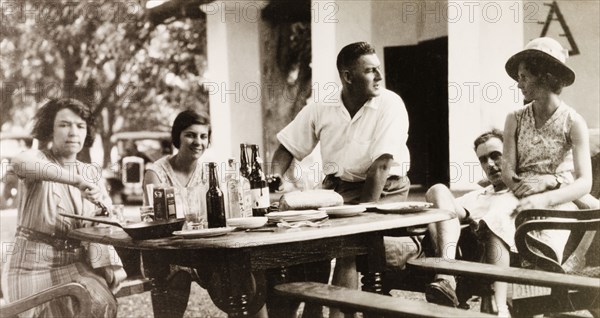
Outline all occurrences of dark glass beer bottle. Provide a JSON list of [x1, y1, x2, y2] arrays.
[[206, 162, 226, 228], [239, 144, 251, 179], [249, 145, 270, 216], [238, 144, 253, 217]]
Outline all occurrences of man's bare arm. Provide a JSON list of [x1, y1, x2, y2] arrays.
[[271, 144, 295, 177], [360, 154, 393, 202]]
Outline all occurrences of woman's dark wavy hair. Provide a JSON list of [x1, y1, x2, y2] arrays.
[[473, 129, 504, 151], [521, 57, 566, 94], [31, 98, 96, 147], [171, 110, 211, 149]]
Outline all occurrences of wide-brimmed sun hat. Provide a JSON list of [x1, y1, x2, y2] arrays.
[[505, 37, 575, 86]]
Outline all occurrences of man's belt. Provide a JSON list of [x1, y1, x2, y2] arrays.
[[16, 226, 82, 251]]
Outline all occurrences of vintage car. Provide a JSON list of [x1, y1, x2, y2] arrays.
[[0, 132, 36, 209], [104, 131, 173, 204]]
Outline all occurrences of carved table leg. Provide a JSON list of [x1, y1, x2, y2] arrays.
[[142, 250, 191, 318], [199, 250, 266, 317], [361, 272, 384, 294], [356, 234, 387, 318], [265, 266, 297, 318]]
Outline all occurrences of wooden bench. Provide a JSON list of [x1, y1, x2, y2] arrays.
[[274, 282, 496, 318], [406, 258, 600, 291], [407, 258, 600, 316]]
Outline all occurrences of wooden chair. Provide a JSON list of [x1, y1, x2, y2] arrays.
[[511, 208, 600, 317], [0, 277, 152, 317], [0, 283, 92, 318], [274, 282, 496, 318], [406, 208, 600, 317], [114, 275, 154, 298]]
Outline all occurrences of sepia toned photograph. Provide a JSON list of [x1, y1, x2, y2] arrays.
[[1, 1, 599, 317]]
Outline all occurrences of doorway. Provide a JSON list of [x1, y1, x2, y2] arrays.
[[384, 37, 449, 188]]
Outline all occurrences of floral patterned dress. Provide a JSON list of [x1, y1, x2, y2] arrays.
[[147, 155, 207, 190], [481, 102, 578, 259], [143, 151, 218, 287]]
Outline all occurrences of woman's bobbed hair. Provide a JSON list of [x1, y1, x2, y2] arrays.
[[171, 110, 211, 149], [31, 98, 96, 147]]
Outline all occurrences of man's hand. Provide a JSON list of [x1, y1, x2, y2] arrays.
[[267, 174, 283, 192], [512, 175, 556, 198]]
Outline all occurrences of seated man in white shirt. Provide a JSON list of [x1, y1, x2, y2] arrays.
[[424, 129, 598, 314], [271, 41, 460, 317], [422, 128, 586, 310], [419, 130, 510, 307]]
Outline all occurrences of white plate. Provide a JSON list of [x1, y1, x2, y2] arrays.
[[173, 227, 235, 238], [376, 202, 433, 213], [266, 210, 328, 223], [358, 202, 378, 210], [227, 217, 268, 229], [266, 210, 322, 218], [318, 205, 366, 217]]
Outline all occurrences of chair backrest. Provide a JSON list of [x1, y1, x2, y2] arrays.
[[515, 209, 600, 273], [0, 282, 91, 318]]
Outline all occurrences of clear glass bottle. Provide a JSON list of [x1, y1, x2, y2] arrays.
[[225, 158, 242, 219]]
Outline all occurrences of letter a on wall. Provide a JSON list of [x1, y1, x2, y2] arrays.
[[540, 1, 579, 55]]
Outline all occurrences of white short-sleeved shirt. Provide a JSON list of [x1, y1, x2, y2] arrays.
[[277, 88, 410, 182], [456, 185, 510, 221]]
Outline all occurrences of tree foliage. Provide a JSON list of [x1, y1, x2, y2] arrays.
[[0, 0, 209, 166], [261, 0, 312, 158]]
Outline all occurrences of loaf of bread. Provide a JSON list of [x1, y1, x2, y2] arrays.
[[278, 190, 344, 210]]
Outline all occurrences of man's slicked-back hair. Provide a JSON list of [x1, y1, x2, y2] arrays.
[[473, 129, 504, 151], [336, 42, 376, 72]]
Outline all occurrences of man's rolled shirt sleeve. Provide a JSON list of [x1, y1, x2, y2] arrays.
[[276, 104, 319, 161], [369, 94, 410, 175]]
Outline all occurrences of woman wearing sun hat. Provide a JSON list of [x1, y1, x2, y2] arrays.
[[477, 37, 593, 317]]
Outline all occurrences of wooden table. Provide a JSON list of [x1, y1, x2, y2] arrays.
[[68, 210, 451, 317]]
